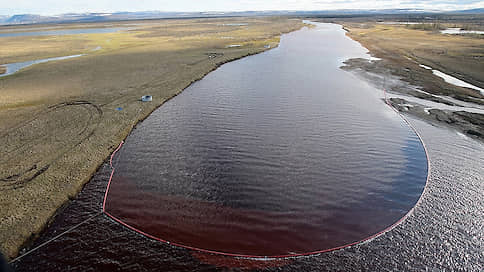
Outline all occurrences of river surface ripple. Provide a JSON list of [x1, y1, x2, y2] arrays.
[[12, 23, 482, 271], [103, 22, 427, 256]]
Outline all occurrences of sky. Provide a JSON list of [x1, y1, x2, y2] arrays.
[[0, 0, 483, 16]]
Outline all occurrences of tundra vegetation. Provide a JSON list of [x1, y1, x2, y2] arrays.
[[0, 17, 304, 259], [315, 14, 484, 139]]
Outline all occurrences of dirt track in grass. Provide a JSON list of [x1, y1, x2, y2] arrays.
[[0, 17, 304, 259]]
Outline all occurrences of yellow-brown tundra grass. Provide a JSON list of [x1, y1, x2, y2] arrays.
[[0, 17, 305, 259]]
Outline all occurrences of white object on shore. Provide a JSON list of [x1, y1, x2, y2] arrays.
[[226, 44, 241, 48], [141, 95, 152, 102], [423, 108, 433, 114]]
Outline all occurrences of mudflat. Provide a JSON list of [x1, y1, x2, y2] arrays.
[[0, 17, 304, 259], [336, 19, 484, 140]]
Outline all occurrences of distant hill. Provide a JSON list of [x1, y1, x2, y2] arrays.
[[453, 8, 484, 14], [0, 8, 483, 25], [0, 12, 211, 25], [4, 14, 57, 24]]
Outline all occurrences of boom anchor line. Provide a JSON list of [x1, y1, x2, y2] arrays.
[[9, 212, 102, 264], [101, 88, 431, 260], [10, 88, 430, 263], [8, 140, 126, 264]]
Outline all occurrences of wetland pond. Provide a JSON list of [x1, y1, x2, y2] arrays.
[[103, 22, 428, 256], [0, 27, 131, 38], [0, 54, 84, 78]]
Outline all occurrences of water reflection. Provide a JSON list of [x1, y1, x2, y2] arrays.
[[0, 27, 131, 38], [104, 23, 428, 256], [0, 54, 83, 78]]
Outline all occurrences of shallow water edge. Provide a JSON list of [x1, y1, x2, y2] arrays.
[[3, 23, 305, 260]]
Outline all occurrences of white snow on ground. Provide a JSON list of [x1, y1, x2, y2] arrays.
[[441, 28, 484, 35], [432, 70, 484, 95], [388, 92, 484, 114], [418, 63, 484, 95], [419, 64, 432, 70]]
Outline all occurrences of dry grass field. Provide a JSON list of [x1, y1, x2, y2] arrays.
[[0, 17, 304, 259], [328, 19, 484, 139], [342, 22, 484, 100]]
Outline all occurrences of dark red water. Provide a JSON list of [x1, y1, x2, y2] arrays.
[[12, 23, 483, 272], [11, 118, 483, 271], [103, 22, 428, 257]]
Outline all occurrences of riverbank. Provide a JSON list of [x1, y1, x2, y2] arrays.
[[101, 21, 428, 258], [336, 21, 484, 141], [0, 17, 305, 259], [10, 22, 482, 272]]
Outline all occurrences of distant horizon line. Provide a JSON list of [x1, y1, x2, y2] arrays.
[[2, 7, 483, 17]]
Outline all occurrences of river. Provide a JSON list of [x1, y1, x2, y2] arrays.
[[12, 22, 482, 271], [103, 22, 427, 256]]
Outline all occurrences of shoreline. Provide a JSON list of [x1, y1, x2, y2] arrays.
[[340, 26, 484, 142], [10, 51, 272, 260], [13, 105, 482, 271], [7, 18, 481, 261], [12, 21, 432, 263], [9, 20, 483, 271], [2, 22, 305, 260], [102, 22, 432, 259]]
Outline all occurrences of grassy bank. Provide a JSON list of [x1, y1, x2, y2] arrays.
[[342, 22, 484, 98], [316, 18, 484, 139], [0, 17, 305, 259]]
